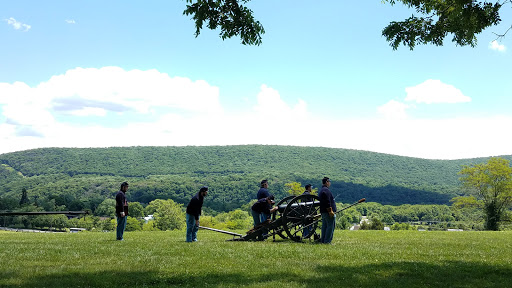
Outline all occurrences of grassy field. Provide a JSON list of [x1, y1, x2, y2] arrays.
[[1, 230, 511, 288]]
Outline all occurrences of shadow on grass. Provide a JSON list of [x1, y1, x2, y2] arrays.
[[2, 261, 511, 288]]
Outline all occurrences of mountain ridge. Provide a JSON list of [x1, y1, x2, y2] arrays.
[[1, 145, 510, 212]]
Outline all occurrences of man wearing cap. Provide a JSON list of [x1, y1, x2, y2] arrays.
[[186, 186, 208, 242], [115, 182, 129, 241], [303, 184, 313, 199], [256, 180, 271, 234], [251, 195, 278, 240], [257, 179, 270, 200], [319, 177, 336, 244]]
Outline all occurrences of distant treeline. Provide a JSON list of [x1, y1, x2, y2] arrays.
[[1, 145, 509, 213]]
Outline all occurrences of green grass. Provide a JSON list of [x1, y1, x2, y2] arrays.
[[1, 230, 512, 288]]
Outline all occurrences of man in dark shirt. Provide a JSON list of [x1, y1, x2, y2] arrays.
[[186, 186, 208, 242], [251, 195, 277, 240], [257, 179, 271, 219], [115, 182, 129, 241], [256, 180, 271, 236], [302, 184, 313, 199], [318, 177, 337, 244], [257, 179, 270, 200]]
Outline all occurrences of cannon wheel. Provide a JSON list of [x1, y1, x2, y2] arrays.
[[282, 194, 321, 242], [271, 195, 295, 240]]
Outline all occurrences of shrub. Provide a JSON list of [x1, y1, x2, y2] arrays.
[[142, 220, 159, 231], [125, 217, 142, 231]]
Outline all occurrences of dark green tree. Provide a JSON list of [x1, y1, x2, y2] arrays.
[[0, 196, 18, 210], [68, 199, 84, 211], [128, 202, 145, 219], [95, 199, 116, 217], [19, 188, 30, 207], [369, 217, 385, 230]]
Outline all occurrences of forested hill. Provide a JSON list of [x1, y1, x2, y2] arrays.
[[1, 146, 510, 213]]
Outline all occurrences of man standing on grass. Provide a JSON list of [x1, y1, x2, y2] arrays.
[[115, 182, 129, 241], [319, 177, 336, 244], [256, 179, 271, 237], [186, 186, 208, 242], [256, 180, 270, 220]]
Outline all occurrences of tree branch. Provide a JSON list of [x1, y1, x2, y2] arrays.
[[493, 24, 512, 40]]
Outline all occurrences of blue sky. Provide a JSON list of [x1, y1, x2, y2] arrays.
[[1, 1, 511, 159]]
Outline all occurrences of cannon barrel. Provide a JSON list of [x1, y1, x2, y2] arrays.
[[277, 197, 365, 214], [277, 200, 320, 213]]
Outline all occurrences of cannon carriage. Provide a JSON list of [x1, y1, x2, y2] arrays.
[[200, 195, 365, 242]]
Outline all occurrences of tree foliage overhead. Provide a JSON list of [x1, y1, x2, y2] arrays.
[[183, 0, 265, 45], [383, 0, 503, 50], [181, 0, 507, 49]]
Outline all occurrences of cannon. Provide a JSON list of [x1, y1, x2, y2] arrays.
[[200, 196, 366, 242]]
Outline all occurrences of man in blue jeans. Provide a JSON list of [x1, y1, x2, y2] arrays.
[[318, 177, 336, 244], [115, 182, 129, 241], [186, 186, 208, 242], [256, 180, 271, 236]]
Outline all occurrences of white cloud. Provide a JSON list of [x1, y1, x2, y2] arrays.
[[0, 67, 223, 147], [254, 84, 307, 119], [405, 79, 471, 104], [4, 17, 31, 31], [377, 100, 409, 120], [489, 40, 506, 52], [0, 88, 49, 130], [69, 107, 107, 117], [65, 19, 76, 24], [321, 117, 512, 160], [34, 66, 223, 115], [1, 67, 511, 160]]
